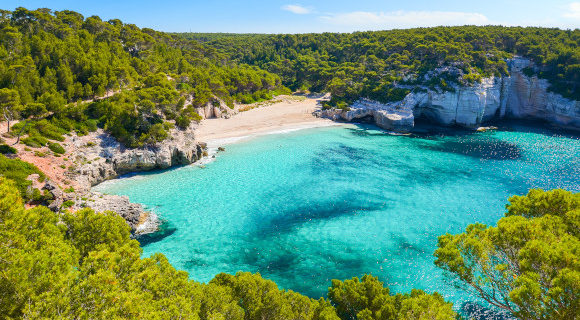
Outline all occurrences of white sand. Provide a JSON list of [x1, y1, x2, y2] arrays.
[[195, 96, 342, 149]]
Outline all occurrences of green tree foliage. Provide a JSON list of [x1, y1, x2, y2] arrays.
[[328, 275, 456, 320], [0, 87, 20, 132], [434, 189, 579, 319], [183, 27, 579, 103], [0, 8, 286, 148], [0, 154, 44, 200]]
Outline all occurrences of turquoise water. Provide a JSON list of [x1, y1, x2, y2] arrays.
[[94, 123, 579, 311]]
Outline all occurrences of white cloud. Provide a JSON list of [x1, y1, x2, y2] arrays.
[[282, 4, 312, 15], [319, 10, 490, 30], [563, 2, 580, 19]]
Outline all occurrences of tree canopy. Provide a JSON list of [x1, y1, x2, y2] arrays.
[[183, 26, 580, 105], [0, 8, 288, 147], [434, 189, 580, 319]]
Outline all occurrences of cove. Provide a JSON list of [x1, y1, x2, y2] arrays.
[[93, 122, 579, 310]]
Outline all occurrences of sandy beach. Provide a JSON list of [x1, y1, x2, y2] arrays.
[[194, 95, 342, 148]]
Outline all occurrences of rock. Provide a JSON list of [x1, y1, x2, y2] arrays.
[[73, 124, 207, 189], [217, 146, 225, 152], [318, 57, 579, 132], [194, 96, 236, 119], [26, 173, 40, 182], [84, 193, 149, 233], [43, 180, 63, 211], [319, 98, 415, 132], [213, 106, 222, 118], [476, 126, 498, 132], [62, 122, 208, 234]]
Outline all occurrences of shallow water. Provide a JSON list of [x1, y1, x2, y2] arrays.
[[94, 123, 579, 312]]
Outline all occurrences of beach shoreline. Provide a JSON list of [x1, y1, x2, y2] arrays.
[[195, 95, 343, 150]]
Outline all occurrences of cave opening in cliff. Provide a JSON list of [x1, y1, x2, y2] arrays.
[[350, 114, 375, 124]]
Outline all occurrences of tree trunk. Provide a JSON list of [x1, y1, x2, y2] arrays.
[[3, 112, 10, 133], [13, 119, 30, 145]]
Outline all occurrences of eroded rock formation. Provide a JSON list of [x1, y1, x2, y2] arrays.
[[319, 58, 580, 132], [72, 124, 206, 190]]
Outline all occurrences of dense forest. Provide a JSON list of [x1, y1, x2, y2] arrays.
[[0, 8, 287, 148], [182, 27, 580, 106], [0, 8, 578, 151]]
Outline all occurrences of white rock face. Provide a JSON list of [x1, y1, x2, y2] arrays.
[[71, 124, 206, 191], [319, 57, 579, 131], [194, 97, 236, 119], [504, 58, 580, 128], [415, 76, 505, 128], [320, 98, 415, 132]]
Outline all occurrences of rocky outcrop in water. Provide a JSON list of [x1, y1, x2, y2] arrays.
[[321, 98, 415, 132], [318, 57, 580, 131], [84, 194, 149, 233]]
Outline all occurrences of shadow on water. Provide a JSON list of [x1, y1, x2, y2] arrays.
[[345, 124, 394, 137], [309, 142, 387, 176], [255, 196, 388, 236], [416, 137, 522, 160], [393, 235, 427, 255], [238, 239, 370, 297], [341, 122, 524, 160], [413, 118, 580, 139], [111, 164, 191, 181], [136, 219, 177, 247]]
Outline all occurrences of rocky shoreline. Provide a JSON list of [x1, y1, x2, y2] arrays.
[[55, 124, 206, 235], [35, 98, 241, 235], [316, 57, 580, 133]]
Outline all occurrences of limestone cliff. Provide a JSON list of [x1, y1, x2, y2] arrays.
[[319, 58, 580, 132], [71, 124, 206, 190], [193, 96, 237, 119]]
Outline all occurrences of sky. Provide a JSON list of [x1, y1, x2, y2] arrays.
[[3, 0, 580, 33]]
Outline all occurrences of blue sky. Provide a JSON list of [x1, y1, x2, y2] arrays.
[[4, 0, 580, 33]]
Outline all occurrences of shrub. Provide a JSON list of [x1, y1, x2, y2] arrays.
[[22, 134, 49, 148], [62, 200, 75, 208], [0, 144, 17, 154], [175, 116, 191, 129], [48, 142, 66, 154], [0, 155, 45, 200]]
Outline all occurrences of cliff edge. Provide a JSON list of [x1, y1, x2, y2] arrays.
[[318, 57, 580, 132]]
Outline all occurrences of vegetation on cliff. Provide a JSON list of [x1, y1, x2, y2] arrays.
[[1, 8, 578, 149], [0, 154, 44, 200], [183, 27, 579, 104], [0, 8, 288, 147]]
